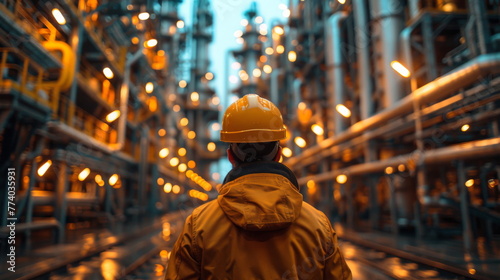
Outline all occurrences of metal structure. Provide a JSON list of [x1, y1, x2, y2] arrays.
[[0, 0, 218, 251], [230, 0, 500, 253]]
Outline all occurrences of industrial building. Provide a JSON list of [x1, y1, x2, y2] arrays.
[[0, 0, 499, 279]]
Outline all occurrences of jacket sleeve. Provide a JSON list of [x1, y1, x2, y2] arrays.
[[164, 215, 201, 280], [322, 216, 352, 280]]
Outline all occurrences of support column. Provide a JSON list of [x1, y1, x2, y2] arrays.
[[457, 160, 473, 252], [55, 161, 69, 243]]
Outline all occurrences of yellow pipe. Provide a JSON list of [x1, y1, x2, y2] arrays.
[[41, 41, 75, 90]]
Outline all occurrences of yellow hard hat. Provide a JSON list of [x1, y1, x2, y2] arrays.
[[220, 94, 286, 143]]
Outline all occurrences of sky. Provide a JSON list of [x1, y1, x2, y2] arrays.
[[180, 0, 288, 109], [179, 0, 289, 181]]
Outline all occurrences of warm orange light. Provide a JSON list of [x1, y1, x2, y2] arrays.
[[205, 72, 214, 80], [294, 137, 306, 148], [288, 51, 297, 62], [173, 105, 180, 112], [109, 174, 119, 186], [263, 65, 272, 74], [138, 12, 150, 20], [180, 118, 189, 126], [212, 96, 220, 106], [145, 82, 154, 93], [336, 104, 351, 118], [178, 163, 187, 173], [336, 174, 348, 184], [178, 148, 186, 157], [158, 129, 166, 136], [145, 39, 158, 48], [170, 157, 180, 167], [176, 20, 185, 28], [52, 8, 66, 25], [106, 110, 121, 122], [252, 68, 262, 78], [179, 80, 187, 88], [265, 47, 274, 55], [157, 177, 164, 186], [187, 131, 196, 139], [207, 142, 216, 152], [465, 179, 474, 188], [273, 26, 284, 35], [78, 168, 91, 181], [164, 183, 172, 193], [390, 61, 411, 78], [311, 124, 324, 136], [276, 45, 285, 54], [385, 167, 394, 174], [37, 160, 52, 176], [159, 148, 169, 158], [188, 160, 196, 169], [172, 185, 180, 194], [282, 147, 292, 157], [103, 67, 114, 79], [190, 92, 199, 102], [461, 124, 470, 132]]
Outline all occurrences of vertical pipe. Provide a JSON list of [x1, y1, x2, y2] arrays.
[[387, 176, 399, 234], [374, 0, 405, 108], [409, 0, 420, 19], [325, 11, 348, 135], [68, 23, 83, 126], [55, 161, 68, 243], [457, 160, 473, 252], [353, 0, 373, 120], [468, 0, 491, 55], [422, 14, 438, 81]]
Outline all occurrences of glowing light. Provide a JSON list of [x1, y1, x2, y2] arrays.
[[465, 179, 474, 188], [158, 129, 166, 136], [468, 268, 476, 275], [176, 20, 184, 28], [205, 72, 214, 80], [172, 185, 180, 194], [178, 163, 187, 173], [231, 62, 241, 70], [103, 67, 114, 79], [52, 8, 66, 25], [335, 174, 347, 184], [178, 147, 186, 157], [288, 51, 297, 62], [159, 148, 169, 158], [390, 61, 411, 78], [236, 38, 244, 44], [212, 96, 220, 105], [240, 19, 248, 26], [170, 157, 180, 167], [385, 167, 394, 174], [336, 104, 351, 118], [173, 105, 180, 112], [145, 82, 154, 93], [311, 124, 324, 136], [252, 68, 262, 78], [461, 124, 470, 132], [145, 39, 158, 48], [263, 65, 272, 74], [234, 30, 243, 37], [298, 102, 307, 110], [106, 110, 121, 122], [131, 37, 139, 44], [188, 160, 196, 169], [137, 12, 149, 20], [180, 117, 189, 126], [164, 183, 172, 193], [95, 174, 104, 186], [255, 16, 263, 23], [187, 131, 196, 139], [38, 160, 52, 176], [307, 180, 315, 189], [273, 26, 284, 35], [190, 92, 199, 102], [265, 47, 274, 55], [398, 164, 406, 172], [179, 80, 187, 88], [229, 75, 239, 83], [276, 45, 285, 54], [109, 174, 119, 186], [294, 137, 306, 148], [211, 122, 221, 131], [338, 0, 346, 4], [282, 147, 292, 157], [78, 168, 91, 181], [282, 9, 291, 18], [157, 177, 164, 186], [207, 142, 216, 152]]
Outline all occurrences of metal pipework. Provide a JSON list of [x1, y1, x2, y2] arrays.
[[325, 11, 348, 135], [297, 137, 500, 186], [286, 53, 500, 169], [353, 0, 373, 120], [373, 0, 405, 108]]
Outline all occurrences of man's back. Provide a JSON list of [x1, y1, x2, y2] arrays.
[[165, 161, 352, 280]]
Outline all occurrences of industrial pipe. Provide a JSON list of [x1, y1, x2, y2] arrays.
[[325, 11, 348, 134], [286, 53, 500, 168]]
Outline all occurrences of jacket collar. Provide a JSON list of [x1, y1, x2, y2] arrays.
[[223, 161, 299, 190]]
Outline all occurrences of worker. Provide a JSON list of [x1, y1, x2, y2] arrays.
[[165, 94, 352, 280]]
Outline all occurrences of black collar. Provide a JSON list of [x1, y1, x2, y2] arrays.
[[223, 161, 299, 189]]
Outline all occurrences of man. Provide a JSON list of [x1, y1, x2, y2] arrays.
[[165, 94, 352, 280]]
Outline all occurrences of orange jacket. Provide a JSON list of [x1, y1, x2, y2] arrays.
[[165, 161, 352, 280]]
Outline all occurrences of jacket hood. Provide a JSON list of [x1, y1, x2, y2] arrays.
[[218, 161, 302, 231]]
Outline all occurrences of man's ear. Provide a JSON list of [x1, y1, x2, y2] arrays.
[[227, 148, 238, 167], [272, 146, 282, 162]]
